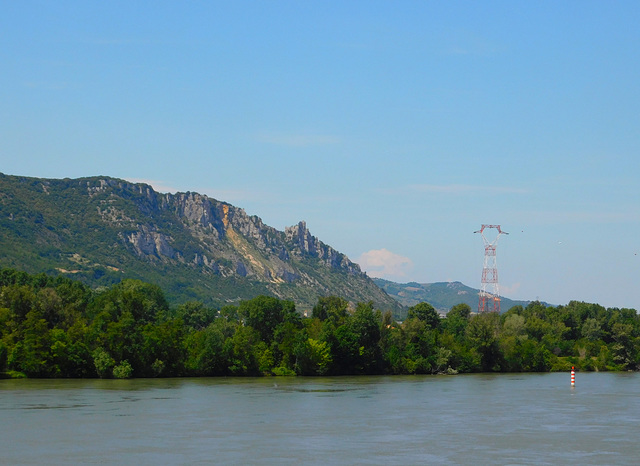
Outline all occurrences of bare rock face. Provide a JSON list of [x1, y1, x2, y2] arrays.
[[285, 221, 361, 274], [0, 173, 403, 313], [127, 226, 175, 260], [170, 192, 225, 237], [124, 193, 369, 288], [92, 183, 364, 281], [286, 221, 317, 255]]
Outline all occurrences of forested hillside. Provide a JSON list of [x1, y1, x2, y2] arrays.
[[373, 278, 534, 312], [0, 173, 402, 315], [1, 269, 638, 378]]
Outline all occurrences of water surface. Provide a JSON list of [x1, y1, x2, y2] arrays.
[[1, 372, 639, 464]]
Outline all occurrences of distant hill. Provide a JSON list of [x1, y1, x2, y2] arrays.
[[0, 173, 403, 315], [372, 278, 533, 314]]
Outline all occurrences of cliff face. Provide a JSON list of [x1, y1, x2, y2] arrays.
[[0, 173, 402, 313]]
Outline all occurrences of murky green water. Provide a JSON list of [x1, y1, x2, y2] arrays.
[[1, 372, 639, 465]]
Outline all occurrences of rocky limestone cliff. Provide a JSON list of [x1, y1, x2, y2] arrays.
[[0, 173, 403, 314]]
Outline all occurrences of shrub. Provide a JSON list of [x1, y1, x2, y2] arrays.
[[113, 360, 133, 379]]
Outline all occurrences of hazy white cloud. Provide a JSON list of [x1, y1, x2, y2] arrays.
[[357, 249, 413, 280], [499, 282, 522, 298], [255, 131, 340, 147]]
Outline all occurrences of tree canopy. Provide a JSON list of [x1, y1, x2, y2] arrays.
[[1, 268, 638, 378]]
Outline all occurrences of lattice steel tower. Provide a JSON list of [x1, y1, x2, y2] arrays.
[[474, 224, 508, 313]]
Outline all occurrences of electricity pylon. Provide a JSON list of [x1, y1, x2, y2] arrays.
[[474, 224, 508, 313]]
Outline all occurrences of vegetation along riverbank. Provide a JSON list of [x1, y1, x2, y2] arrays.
[[1, 268, 638, 379]]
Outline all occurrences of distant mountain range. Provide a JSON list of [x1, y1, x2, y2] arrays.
[[0, 173, 403, 315], [372, 278, 533, 314], [0, 173, 546, 317]]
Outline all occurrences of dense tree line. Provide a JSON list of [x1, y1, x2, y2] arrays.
[[1, 269, 638, 378]]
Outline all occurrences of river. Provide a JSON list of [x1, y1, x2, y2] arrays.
[[1, 372, 639, 465]]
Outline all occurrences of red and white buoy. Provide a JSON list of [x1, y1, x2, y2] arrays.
[[571, 366, 575, 387]]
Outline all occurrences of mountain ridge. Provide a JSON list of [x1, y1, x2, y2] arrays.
[[373, 278, 537, 314], [0, 173, 402, 314]]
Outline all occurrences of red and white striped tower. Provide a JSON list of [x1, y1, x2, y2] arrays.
[[475, 225, 508, 313], [571, 366, 575, 387]]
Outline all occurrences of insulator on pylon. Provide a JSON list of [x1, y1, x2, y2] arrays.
[[475, 224, 507, 313]]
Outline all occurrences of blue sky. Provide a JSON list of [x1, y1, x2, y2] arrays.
[[2, 1, 639, 310]]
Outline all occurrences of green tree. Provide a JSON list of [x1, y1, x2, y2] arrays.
[[239, 296, 293, 344], [273, 320, 302, 371], [0, 340, 7, 373], [140, 318, 186, 376], [312, 296, 348, 324], [295, 337, 332, 375], [349, 302, 383, 374], [581, 318, 602, 341], [407, 302, 440, 330], [227, 325, 262, 375], [503, 313, 526, 338], [113, 360, 133, 379], [176, 301, 217, 330], [1, 284, 35, 324], [466, 312, 502, 371], [8, 310, 51, 376], [185, 319, 235, 376], [101, 311, 142, 371], [92, 348, 115, 378], [330, 323, 360, 375], [443, 303, 471, 338], [87, 279, 168, 324], [433, 346, 453, 373], [400, 317, 435, 374], [35, 287, 63, 328], [218, 305, 240, 322], [49, 328, 92, 377], [610, 322, 637, 370]]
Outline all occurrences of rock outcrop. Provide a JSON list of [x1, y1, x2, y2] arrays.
[[0, 173, 402, 313]]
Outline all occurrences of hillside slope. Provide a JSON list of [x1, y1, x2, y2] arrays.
[[373, 278, 532, 314], [0, 173, 402, 314]]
